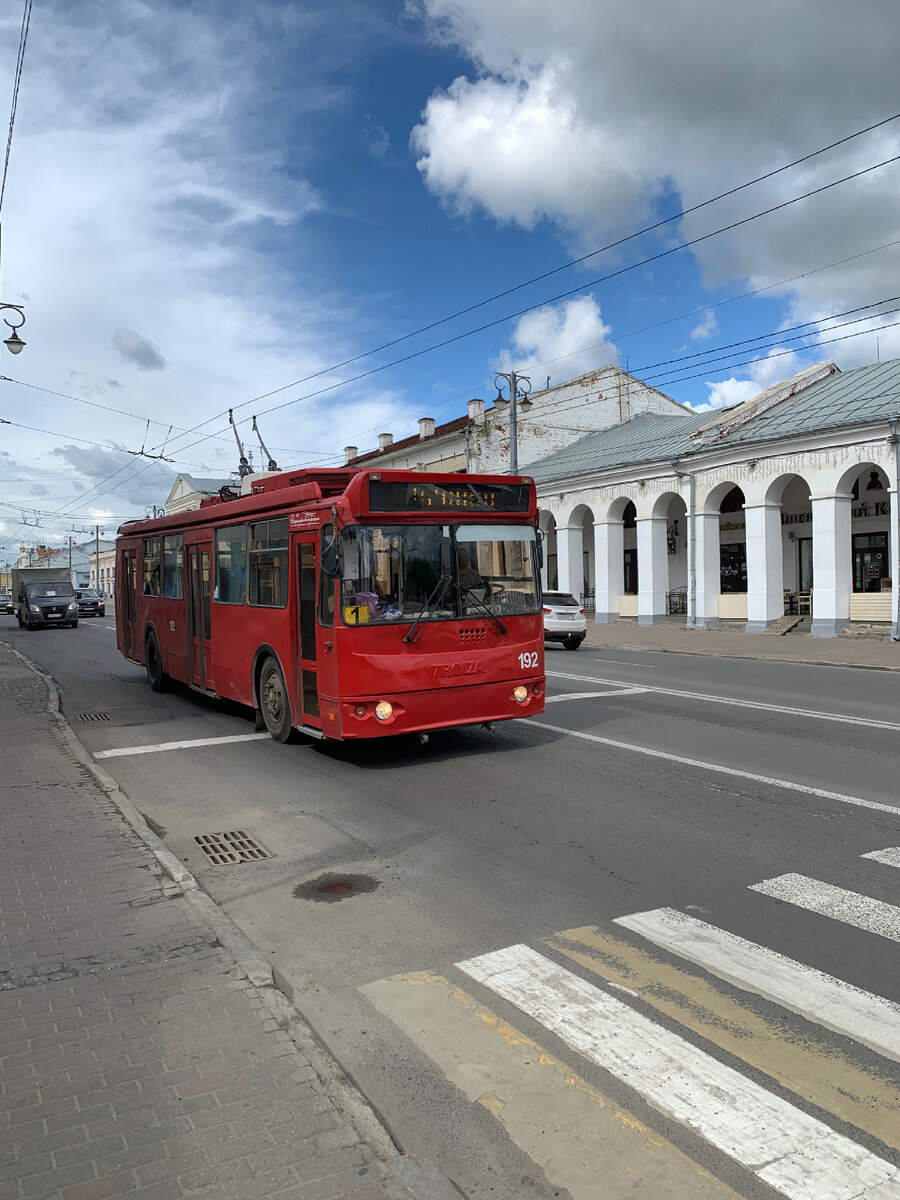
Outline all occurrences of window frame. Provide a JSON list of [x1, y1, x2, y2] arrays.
[[214, 524, 247, 606], [248, 517, 289, 609]]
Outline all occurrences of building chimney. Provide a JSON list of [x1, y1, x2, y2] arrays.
[[418, 417, 435, 440], [468, 398, 484, 422], [343, 445, 358, 464], [378, 432, 394, 451]]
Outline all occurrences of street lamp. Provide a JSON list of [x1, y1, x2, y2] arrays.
[[493, 370, 532, 474], [0, 303, 25, 354]]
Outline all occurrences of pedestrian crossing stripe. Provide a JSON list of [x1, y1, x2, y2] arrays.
[[750, 874, 900, 941], [361, 970, 738, 1200], [459, 945, 900, 1200], [862, 846, 900, 870], [547, 922, 900, 1148], [611, 907, 900, 1064]]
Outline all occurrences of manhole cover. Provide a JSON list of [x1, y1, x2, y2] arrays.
[[194, 831, 272, 865], [78, 712, 111, 722], [292, 873, 379, 902]]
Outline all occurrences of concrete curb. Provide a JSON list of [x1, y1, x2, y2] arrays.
[[6, 643, 454, 1185], [581, 629, 900, 672]]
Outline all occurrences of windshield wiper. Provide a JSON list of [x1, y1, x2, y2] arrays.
[[403, 574, 451, 643], [459, 586, 507, 635]]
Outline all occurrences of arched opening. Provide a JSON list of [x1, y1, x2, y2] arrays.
[[694, 481, 746, 626], [652, 492, 688, 621], [621, 500, 638, 617], [767, 473, 813, 623], [844, 462, 892, 623], [539, 511, 558, 590], [567, 504, 596, 609]]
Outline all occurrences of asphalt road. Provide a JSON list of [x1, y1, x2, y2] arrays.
[[6, 611, 900, 1200]]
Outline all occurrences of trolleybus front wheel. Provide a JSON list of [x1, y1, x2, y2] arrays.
[[259, 657, 297, 743], [145, 632, 169, 693]]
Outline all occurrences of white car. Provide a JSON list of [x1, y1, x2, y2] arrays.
[[542, 591, 587, 650]]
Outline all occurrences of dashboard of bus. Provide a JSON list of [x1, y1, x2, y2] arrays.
[[339, 522, 540, 626]]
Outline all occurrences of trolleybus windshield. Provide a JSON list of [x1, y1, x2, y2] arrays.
[[339, 523, 539, 626]]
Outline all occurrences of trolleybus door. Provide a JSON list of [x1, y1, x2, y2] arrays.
[[186, 544, 212, 689], [121, 548, 139, 660], [296, 535, 321, 729]]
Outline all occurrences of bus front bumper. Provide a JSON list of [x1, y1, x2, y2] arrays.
[[329, 677, 545, 739]]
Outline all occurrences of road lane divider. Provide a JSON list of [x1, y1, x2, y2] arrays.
[[750, 874, 900, 942], [610, 908, 900, 1065], [459, 944, 900, 1200], [527, 720, 900, 817], [361, 971, 737, 1200], [546, 670, 900, 732], [94, 732, 271, 759], [545, 687, 649, 703]]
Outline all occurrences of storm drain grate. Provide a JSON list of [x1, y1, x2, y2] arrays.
[[78, 711, 111, 722], [459, 626, 486, 645], [194, 830, 272, 866]]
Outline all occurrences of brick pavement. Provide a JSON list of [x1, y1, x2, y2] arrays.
[[580, 616, 900, 669], [0, 648, 457, 1200]]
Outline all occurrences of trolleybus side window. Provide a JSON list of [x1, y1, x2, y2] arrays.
[[162, 534, 184, 599], [215, 525, 247, 604], [248, 517, 288, 608], [142, 537, 161, 596]]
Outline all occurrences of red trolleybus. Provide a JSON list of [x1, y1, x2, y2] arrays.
[[115, 467, 545, 742]]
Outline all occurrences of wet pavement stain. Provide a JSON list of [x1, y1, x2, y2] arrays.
[[292, 873, 379, 902]]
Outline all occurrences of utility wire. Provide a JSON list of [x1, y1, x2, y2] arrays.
[[0, 0, 31, 213]]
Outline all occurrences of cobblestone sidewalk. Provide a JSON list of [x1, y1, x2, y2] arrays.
[[0, 646, 458, 1200]]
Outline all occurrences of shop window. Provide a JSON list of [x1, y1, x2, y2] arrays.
[[853, 532, 888, 593], [249, 517, 288, 607], [720, 542, 747, 593], [142, 537, 161, 596], [215, 525, 247, 604]]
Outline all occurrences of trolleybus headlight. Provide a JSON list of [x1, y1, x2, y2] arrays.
[[513, 685, 529, 704], [354, 704, 368, 718], [374, 700, 393, 721]]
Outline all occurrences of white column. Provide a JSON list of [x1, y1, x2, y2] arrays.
[[593, 520, 623, 623], [810, 493, 852, 637], [744, 503, 783, 632], [891, 486, 899, 640], [555, 523, 582, 596], [693, 512, 721, 628], [636, 516, 668, 626]]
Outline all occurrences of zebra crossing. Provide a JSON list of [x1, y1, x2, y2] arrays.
[[362, 847, 900, 1200]]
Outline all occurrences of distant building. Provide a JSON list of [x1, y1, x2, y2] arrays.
[[345, 366, 683, 475], [165, 474, 233, 514]]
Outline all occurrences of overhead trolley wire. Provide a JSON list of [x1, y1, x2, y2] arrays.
[[0, 0, 32, 214]]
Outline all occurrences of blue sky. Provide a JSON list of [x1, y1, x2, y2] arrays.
[[1, 0, 900, 551]]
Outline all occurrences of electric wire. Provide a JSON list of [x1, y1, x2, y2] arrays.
[[0, 0, 32, 213]]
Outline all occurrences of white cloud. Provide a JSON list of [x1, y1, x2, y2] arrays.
[[699, 349, 804, 411], [690, 311, 718, 341], [0, 1, 413, 540], [411, 0, 900, 354], [494, 294, 616, 379]]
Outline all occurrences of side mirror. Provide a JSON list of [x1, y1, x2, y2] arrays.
[[536, 527, 545, 570]]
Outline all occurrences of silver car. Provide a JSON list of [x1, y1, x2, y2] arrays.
[[542, 590, 587, 650]]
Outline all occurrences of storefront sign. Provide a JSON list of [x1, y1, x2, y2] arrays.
[[782, 501, 889, 526]]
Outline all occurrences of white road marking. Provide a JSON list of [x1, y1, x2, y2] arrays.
[[614, 907, 900, 1062], [458, 944, 900, 1200], [545, 687, 648, 703], [547, 669, 900, 732], [750, 874, 900, 942], [528, 720, 900, 817], [863, 847, 900, 869], [94, 732, 271, 759]]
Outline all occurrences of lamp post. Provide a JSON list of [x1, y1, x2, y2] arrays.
[[0, 302, 25, 354], [493, 370, 532, 474]]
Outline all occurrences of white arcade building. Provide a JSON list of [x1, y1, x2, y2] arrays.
[[529, 359, 900, 639]]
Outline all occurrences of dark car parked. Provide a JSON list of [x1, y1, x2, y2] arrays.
[[1, 591, 13, 615], [74, 588, 106, 617]]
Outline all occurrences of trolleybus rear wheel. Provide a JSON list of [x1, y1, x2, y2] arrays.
[[145, 631, 169, 692], [260, 657, 297, 743]]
